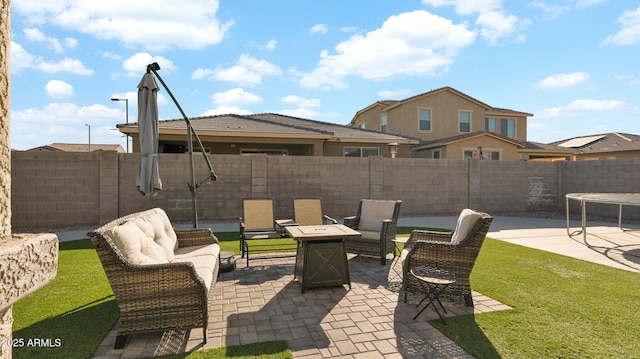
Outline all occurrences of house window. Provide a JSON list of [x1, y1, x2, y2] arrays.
[[500, 118, 516, 138], [380, 114, 387, 133], [485, 118, 497, 133], [433, 150, 441, 159], [358, 123, 365, 129], [459, 111, 471, 133], [463, 150, 474, 159], [418, 108, 431, 131], [241, 149, 288, 156], [344, 147, 379, 157], [489, 151, 500, 160]]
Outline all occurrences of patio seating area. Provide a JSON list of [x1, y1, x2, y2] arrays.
[[93, 252, 510, 358], [83, 214, 640, 358]]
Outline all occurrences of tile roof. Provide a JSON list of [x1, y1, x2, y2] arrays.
[[413, 130, 526, 150], [353, 86, 533, 120], [249, 113, 419, 143], [121, 113, 419, 144], [27, 143, 125, 152], [550, 132, 640, 154], [157, 114, 328, 135]]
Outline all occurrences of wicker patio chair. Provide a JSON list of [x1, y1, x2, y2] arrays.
[[88, 209, 219, 349], [240, 198, 293, 266], [293, 197, 337, 226], [401, 209, 493, 307], [344, 199, 402, 265]]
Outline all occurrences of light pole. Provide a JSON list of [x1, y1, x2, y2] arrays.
[[111, 97, 129, 152], [85, 124, 91, 152]]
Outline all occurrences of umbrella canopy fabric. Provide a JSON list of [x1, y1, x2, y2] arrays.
[[136, 73, 162, 196]]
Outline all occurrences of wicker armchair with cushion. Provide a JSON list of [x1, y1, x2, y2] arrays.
[[88, 208, 220, 349], [344, 199, 402, 265], [401, 208, 493, 307]]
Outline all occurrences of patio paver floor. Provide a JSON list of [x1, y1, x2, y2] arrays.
[[93, 253, 510, 359]]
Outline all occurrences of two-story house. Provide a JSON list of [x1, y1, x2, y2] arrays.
[[349, 87, 574, 161]]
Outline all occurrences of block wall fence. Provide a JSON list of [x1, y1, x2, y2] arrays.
[[10, 151, 640, 230]]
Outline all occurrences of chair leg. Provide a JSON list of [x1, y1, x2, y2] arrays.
[[464, 294, 474, 307], [114, 334, 128, 349]]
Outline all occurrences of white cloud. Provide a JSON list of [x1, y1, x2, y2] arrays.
[[576, 0, 606, 8], [10, 41, 93, 75], [299, 10, 476, 88], [12, 0, 233, 51], [191, 68, 216, 80], [201, 106, 253, 116], [476, 10, 520, 44], [45, 80, 74, 99], [39, 58, 94, 75], [263, 39, 277, 51], [197, 55, 282, 86], [603, 7, 640, 46], [122, 52, 176, 77], [10, 102, 125, 150], [535, 99, 629, 118], [422, 0, 503, 14], [211, 88, 263, 106], [536, 72, 590, 89], [529, 1, 570, 19], [23, 28, 77, 53], [422, 0, 525, 43], [280, 95, 321, 107], [10, 42, 34, 73], [310, 24, 329, 34]]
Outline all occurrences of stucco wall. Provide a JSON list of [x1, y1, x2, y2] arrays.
[[10, 152, 640, 229]]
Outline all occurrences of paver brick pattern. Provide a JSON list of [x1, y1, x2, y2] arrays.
[[94, 253, 510, 359]]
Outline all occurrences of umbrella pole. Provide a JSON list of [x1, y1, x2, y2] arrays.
[[187, 124, 198, 228]]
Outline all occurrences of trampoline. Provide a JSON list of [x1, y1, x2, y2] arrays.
[[566, 193, 640, 240]]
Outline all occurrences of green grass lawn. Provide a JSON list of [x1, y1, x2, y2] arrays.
[[435, 238, 640, 358], [11, 231, 640, 358]]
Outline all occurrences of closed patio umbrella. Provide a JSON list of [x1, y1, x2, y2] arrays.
[[136, 73, 162, 196]]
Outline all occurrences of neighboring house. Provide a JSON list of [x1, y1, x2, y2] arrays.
[[118, 113, 419, 158], [551, 132, 640, 160], [27, 143, 125, 153], [349, 86, 574, 161]]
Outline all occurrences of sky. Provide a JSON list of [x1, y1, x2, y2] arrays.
[[8, 0, 640, 151]]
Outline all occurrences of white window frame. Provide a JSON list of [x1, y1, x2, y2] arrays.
[[485, 117, 497, 133], [380, 113, 387, 133], [241, 149, 289, 156], [459, 110, 471, 133], [418, 108, 432, 132], [344, 147, 379, 157], [463, 148, 501, 160], [500, 118, 516, 138]]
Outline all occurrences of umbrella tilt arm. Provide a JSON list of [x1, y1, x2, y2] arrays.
[[187, 171, 218, 193], [146, 62, 218, 179]]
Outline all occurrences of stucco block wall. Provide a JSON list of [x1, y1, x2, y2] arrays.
[[11, 151, 101, 228], [560, 158, 640, 219], [10, 152, 640, 229]]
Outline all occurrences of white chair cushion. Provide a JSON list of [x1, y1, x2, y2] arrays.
[[107, 221, 169, 265], [450, 208, 483, 245], [122, 209, 178, 262], [359, 200, 397, 232], [173, 244, 221, 291], [400, 247, 410, 267]]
